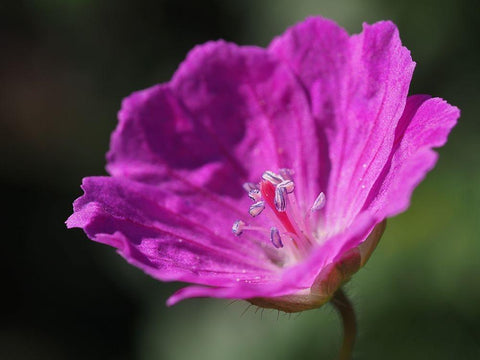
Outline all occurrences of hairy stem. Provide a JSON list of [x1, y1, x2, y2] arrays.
[[332, 288, 356, 360]]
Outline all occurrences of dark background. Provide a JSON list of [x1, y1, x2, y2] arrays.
[[2, 0, 479, 359]]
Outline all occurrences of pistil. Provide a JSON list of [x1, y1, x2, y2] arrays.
[[260, 180, 297, 235]]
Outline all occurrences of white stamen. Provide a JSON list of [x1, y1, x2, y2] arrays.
[[249, 201, 265, 217], [279, 168, 294, 180], [274, 186, 287, 212], [278, 180, 295, 193], [248, 189, 262, 202], [270, 227, 283, 248], [311, 192, 326, 211], [243, 182, 258, 192], [239, 225, 270, 234], [262, 170, 282, 185], [232, 220, 245, 236]]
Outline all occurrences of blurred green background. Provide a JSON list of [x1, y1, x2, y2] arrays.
[[2, 0, 479, 359]]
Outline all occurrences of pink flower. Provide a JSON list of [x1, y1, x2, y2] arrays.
[[67, 17, 459, 312]]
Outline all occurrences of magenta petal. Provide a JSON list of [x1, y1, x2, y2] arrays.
[[327, 22, 416, 225], [166, 211, 378, 305], [107, 84, 248, 198], [270, 18, 416, 228], [170, 41, 326, 210], [66, 177, 277, 286], [364, 95, 460, 217], [269, 17, 350, 97], [109, 40, 323, 210]]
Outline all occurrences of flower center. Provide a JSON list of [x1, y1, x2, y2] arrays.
[[232, 169, 326, 260]]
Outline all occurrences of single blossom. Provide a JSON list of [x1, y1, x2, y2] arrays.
[[67, 17, 459, 312]]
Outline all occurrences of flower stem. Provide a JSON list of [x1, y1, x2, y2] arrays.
[[332, 288, 356, 360]]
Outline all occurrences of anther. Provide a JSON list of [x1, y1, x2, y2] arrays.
[[270, 227, 283, 248], [274, 186, 287, 212], [262, 171, 283, 185], [243, 182, 258, 192], [232, 220, 245, 236], [248, 189, 262, 202], [249, 201, 265, 217], [311, 192, 326, 211], [278, 180, 295, 193]]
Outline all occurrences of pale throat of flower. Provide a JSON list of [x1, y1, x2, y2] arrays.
[[232, 169, 326, 261]]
